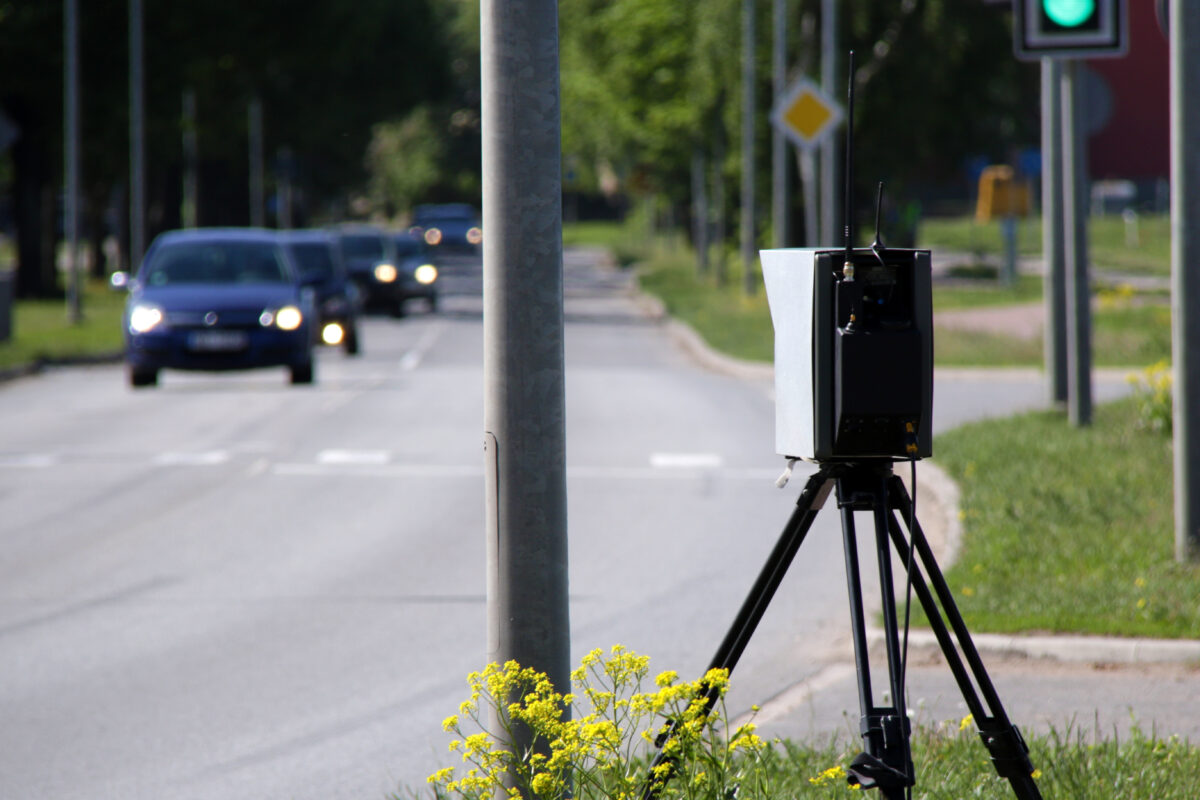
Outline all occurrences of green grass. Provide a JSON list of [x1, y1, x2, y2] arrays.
[[929, 397, 1193, 638], [616, 229, 1171, 369], [740, 719, 1200, 799], [0, 278, 125, 370], [918, 214, 1171, 276]]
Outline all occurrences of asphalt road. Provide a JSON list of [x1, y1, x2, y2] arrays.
[[0, 248, 1186, 800]]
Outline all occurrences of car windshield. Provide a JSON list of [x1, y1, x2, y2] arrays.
[[286, 241, 336, 278], [341, 234, 385, 260], [393, 238, 425, 257], [141, 241, 289, 285], [414, 206, 475, 224]]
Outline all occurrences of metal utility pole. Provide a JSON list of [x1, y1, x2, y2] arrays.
[[481, 0, 570, 712], [819, 0, 838, 247], [64, 0, 81, 322], [248, 98, 264, 228], [182, 89, 198, 228], [1170, 0, 1200, 561], [129, 0, 146, 270], [692, 148, 710, 275], [772, 0, 789, 248], [1040, 59, 1068, 404], [1060, 62, 1092, 426], [741, 0, 756, 294]]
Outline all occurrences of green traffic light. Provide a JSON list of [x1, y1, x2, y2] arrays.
[[1043, 0, 1095, 27]]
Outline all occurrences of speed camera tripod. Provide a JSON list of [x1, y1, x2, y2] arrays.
[[642, 460, 1044, 800]]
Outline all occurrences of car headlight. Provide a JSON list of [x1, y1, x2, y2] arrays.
[[423, 227, 443, 246], [414, 264, 438, 285], [374, 263, 398, 283], [466, 226, 483, 245], [265, 305, 304, 331], [321, 322, 344, 345], [128, 302, 165, 333]]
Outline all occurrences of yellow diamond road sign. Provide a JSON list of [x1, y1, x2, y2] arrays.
[[771, 77, 843, 149]]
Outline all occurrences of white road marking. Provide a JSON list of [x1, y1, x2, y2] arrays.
[[0, 453, 57, 468], [271, 461, 781, 482], [153, 451, 230, 466], [650, 452, 724, 469], [316, 449, 390, 465], [399, 320, 446, 373]]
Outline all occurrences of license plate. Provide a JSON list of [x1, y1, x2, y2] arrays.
[[188, 330, 248, 351]]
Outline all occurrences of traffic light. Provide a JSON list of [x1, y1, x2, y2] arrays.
[[1013, 0, 1127, 60]]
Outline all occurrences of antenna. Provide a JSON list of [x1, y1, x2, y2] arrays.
[[843, 50, 856, 264], [871, 181, 887, 267]]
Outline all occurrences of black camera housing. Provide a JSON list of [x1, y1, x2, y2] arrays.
[[761, 247, 933, 462]]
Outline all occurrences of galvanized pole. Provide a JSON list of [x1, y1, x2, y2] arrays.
[[182, 89, 198, 228], [481, 0, 570, 713], [692, 148, 710, 275], [741, 0, 757, 295], [64, 0, 81, 322], [772, 0, 789, 248], [1170, 0, 1200, 561], [129, 0, 146, 270], [248, 98, 265, 228], [1040, 59, 1067, 404], [1060, 61, 1092, 426], [819, 0, 837, 247]]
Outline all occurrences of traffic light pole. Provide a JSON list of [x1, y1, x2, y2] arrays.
[[1170, 1, 1200, 561], [1039, 59, 1068, 406], [1059, 60, 1092, 426]]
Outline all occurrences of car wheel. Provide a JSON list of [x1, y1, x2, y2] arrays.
[[129, 366, 158, 388], [391, 299, 407, 319], [344, 327, 360, 356], [427, 294, 439, 313], [290, 361, 315, 385]]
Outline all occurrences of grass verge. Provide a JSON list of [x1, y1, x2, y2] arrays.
[[918, 213, 1171, 276], [928, 397, 1193, 638], [747, 719, 1200, 798], [0, 278, 125, 371], [624, 231, 1170, 369]]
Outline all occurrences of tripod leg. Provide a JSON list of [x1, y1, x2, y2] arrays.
[[640, 467, 832, 800], [836, 472, 913, 799], [886, 475, 1044, 800]]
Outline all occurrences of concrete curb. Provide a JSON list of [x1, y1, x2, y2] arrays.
[[0, 352, 124, 384]]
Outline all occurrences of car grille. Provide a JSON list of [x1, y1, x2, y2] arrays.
[[165, 309, 262, 329]]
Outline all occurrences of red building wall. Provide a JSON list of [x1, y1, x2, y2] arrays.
[[1087, 0, 1170, 180]]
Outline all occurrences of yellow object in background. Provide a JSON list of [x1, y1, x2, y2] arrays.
[[975, 165, 1032, 222]]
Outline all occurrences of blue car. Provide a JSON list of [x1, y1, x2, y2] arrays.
[[409, 203, 482, 253], [281, 229, 362, 355], [120, 228, 316, 388]]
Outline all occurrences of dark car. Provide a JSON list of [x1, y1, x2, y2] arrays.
[[333, 225, 403, 316], [334, 225, 438, 317], [118, 228, 316, 387], [281, 229, 361, 355], [391, 230, 440, 313], [409, 203, 482, 253]]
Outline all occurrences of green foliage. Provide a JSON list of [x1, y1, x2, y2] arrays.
[[930, 397, 1199, 638], [367, 108, 446, 217], [1126, 360, 1174, 435]]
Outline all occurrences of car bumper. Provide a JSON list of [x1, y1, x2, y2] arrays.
[[126, 327, 312, 371]]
